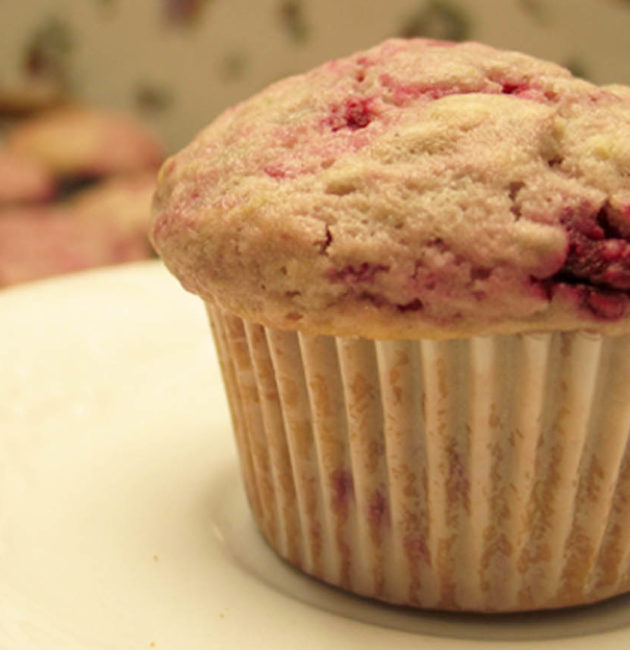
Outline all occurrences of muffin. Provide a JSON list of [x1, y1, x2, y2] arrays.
[[7, 105, 164, 180], [0, 197, 151, 287], [0, 148, 56, 204], [69, 172, 157, 257], [150, 38, 630, 612]]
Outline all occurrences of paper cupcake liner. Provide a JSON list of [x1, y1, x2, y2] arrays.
[[207, 303, 630, 612]]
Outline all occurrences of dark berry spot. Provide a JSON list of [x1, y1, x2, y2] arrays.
[[483, 72, 560, 103], [508, 181, 524, 220], [397, 298, 423, 312], [555, 206, 630, 291], [320, 226, 333, 253], [342, 98, 373, 129], [470, 267, 492, 281], [546, 155, 564, 168], [328, 262, 389, 284], [545, 203, 630, 320], [502, 82, 529, 95]]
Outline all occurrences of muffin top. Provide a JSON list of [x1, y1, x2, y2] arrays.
[[151, 39, 630, 339]]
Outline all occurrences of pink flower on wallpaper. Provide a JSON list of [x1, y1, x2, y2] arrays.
[[163, 0, 211, 25]]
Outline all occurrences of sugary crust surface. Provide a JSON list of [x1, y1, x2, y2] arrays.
[[8, 106, 164, 178], [151, 39, 630, 339]]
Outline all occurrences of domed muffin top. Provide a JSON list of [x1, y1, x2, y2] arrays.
[[151, 39, 630, 339]]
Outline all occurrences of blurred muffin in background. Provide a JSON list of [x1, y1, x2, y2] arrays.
[[0, 175, 155, 287], [6, 105, 164, 181], [0, 148, 56, 204], [69, 172, 157, 258], [0, 104, 163, 287]]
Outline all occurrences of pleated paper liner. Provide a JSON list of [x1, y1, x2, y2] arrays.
[[207, 303, 630, 612]]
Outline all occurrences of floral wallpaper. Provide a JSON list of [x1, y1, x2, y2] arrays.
[[1, 0, 630, 150]]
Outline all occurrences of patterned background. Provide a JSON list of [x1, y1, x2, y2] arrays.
[[2, 0, 630, 150]]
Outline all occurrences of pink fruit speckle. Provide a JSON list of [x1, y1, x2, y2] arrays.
[[263, 164, 288, 178], [326, 97, 377, 131], [379, 74, 451, 104]]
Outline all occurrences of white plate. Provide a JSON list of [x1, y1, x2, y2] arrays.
[[3, 261, 630, 650]]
